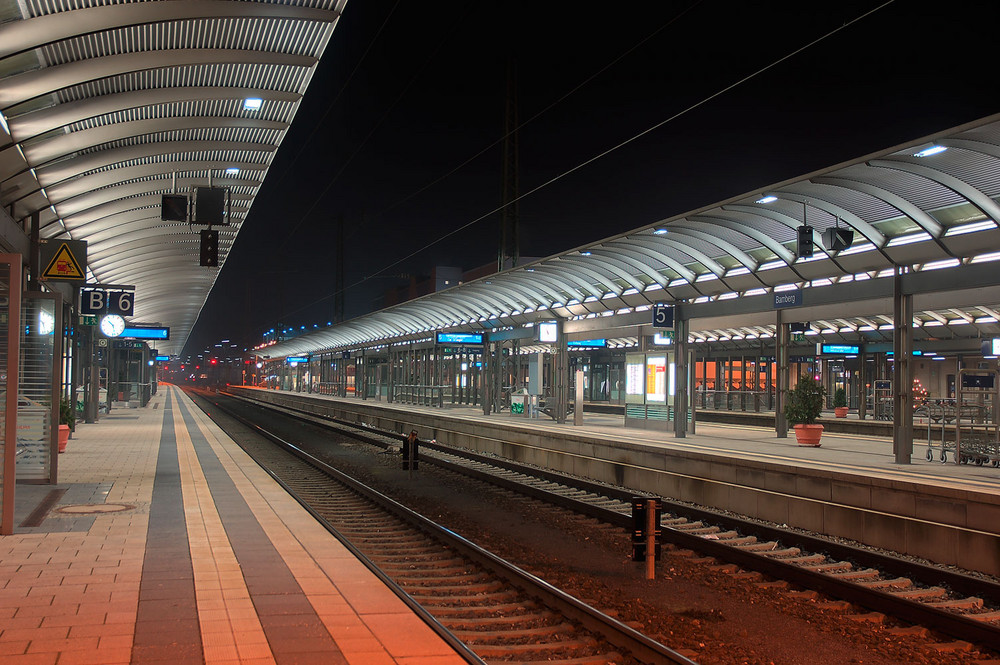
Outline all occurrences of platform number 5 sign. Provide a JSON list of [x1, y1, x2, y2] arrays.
[[652, 303, 674, 329]]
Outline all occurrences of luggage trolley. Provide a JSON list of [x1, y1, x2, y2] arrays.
[[873, 379, 893, 420], [955, 369, 1000, 467], [922, 398, 957, 463]]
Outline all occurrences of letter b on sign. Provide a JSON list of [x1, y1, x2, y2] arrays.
[[84, 289, 104, 314]]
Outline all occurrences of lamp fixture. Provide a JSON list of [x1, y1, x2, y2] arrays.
[[755, 195, 778, 204], [243, 98, 263, 110], [914, 145, 947, 157]]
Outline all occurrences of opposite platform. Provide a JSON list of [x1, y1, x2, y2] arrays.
[[1, 384, 467, 665]]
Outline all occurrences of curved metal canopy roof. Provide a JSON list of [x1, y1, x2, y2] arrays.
[[267, 113, 1000, 358], [0, 0, 346, 354]]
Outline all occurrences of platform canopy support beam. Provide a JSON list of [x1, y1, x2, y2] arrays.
[[893, 267, 914, 464], [775, 310, 789, 438], [673, 312, 689, 439]]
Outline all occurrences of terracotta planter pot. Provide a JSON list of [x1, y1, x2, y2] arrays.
[[793, 423, 823, 446], [58, 424, 70, 453], [834, 406, 848, 418]]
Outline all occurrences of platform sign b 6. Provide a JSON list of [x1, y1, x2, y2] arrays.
[[80, 288, 134, 316]]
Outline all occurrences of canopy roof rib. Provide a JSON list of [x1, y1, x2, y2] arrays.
[[0, 0, 346, 355], [264, 113, 1000, 359]]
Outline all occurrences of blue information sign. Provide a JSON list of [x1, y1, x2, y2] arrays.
[[821, 344, 860, 355], [567, 339, 606, 348], [436, 332, 483, 345], [122, 326, 168, 340]]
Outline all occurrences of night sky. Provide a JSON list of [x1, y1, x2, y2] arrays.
[[183, 1, 1000, 356]]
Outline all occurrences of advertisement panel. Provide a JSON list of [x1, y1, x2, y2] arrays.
[[646, 356, 667, 404]]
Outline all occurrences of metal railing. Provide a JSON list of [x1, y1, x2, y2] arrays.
[[695, 390, 773, 412], [392, 384, 445, 407]]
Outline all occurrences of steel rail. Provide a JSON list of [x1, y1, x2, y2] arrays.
[[224, 389, 1000, 651], [199, 389, 696, 665]]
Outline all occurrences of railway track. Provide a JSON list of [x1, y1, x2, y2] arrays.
[[190, 389, 694, 665], [220, 388, 1000, 654]]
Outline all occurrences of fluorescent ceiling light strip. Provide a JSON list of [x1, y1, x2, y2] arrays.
[[886, 232, 931, 247], [944, 220, 995, 236]]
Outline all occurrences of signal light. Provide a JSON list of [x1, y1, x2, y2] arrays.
[[200, 229, 218, 267], [210, 358, 217, 365], [822, 227, 853, 252], [797, 225, 814, 258]]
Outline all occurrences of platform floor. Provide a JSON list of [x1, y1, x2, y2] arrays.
[[1, 385, 467, 665], [275, 390, 1000, 498]]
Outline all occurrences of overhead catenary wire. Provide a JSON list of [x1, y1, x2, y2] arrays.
[[274, 0, 896, 324]]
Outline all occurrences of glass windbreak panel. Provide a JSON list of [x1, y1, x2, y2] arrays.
[[17, 298, 55, 481], [625, 353, 645, 404]]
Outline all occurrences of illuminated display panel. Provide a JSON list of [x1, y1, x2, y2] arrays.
[[538, 322, 557, 342], [436, 332, 483, 345], [821, 344, 859, 355], [122, 326, 169, 340], [646, 356, 667, 403], [625, 353, 644, 404], [567, 339, 606, 348]]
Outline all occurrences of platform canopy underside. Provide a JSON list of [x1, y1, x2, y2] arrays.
[[0, 0, 347, 355], [267, 113, 1000, 358]]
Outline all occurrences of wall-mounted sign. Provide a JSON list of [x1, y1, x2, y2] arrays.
[[653, 332, 674, 346], [537, 322, 558, 343], [112, 340, 148, 349], [40, 240, 87, 281], [773, 289, 802, 309], [819, 344, 860, 355], [80, 288, 134, 316], [122, 326, 169, 340], [155, 355, 170, 361], [436, 332, 483, 345], [652, 303, 674, 328], [567, 339, 606, 348]]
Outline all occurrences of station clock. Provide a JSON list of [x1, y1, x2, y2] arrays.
[[100, 314, 126, 337]]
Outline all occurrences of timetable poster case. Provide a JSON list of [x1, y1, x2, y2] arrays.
[[625, 353, 645, 405], [624, 350, 676, 431]]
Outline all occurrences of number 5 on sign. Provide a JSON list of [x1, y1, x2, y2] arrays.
[[652, 303, 673, 329]]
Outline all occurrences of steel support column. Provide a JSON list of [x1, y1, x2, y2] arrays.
[[555, 319, 568, 424], [893, 268, 913, 464], [775, 310, 789, 438], [482, 340, 492, 416], [858, 350, 867, 420], [673, 314, 688, 438]]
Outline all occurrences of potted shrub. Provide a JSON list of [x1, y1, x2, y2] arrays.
[[784, 375, 826, 446], [833, 387, 848, 418], [58, 398, 74, 453]]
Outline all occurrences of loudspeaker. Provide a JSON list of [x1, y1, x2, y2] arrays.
[[161, 194, 188, 221], [797, 225, 814, 257], [194, 187, 226, 225], [822, 227, 854, 251], [199, 229, 219, 267]]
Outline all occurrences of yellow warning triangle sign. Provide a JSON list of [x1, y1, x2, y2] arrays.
[[41, 243, 86, 280]]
